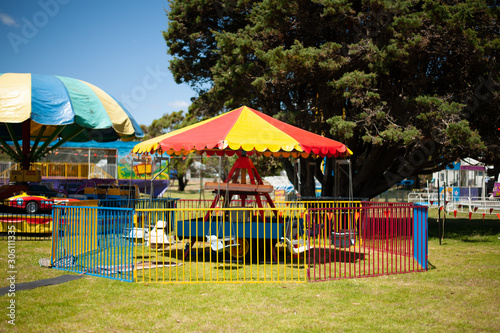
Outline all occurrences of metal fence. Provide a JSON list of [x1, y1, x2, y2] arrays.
[[445, 199, 500, 214], [51, 206, 135, 281], [99, 198, 179, 209], [0, 198, 178, 241], [408, 190, 500, 215], [0, 162, 117, 180], [134, 206, 308, 283], [50, 200, 428, 283], [307, 204, 427, 282], [174, 199, 362, 210]]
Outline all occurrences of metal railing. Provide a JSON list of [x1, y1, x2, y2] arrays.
[[50, 200, 428, 283], [307, 204, 427, 281], [408, 190, 500, 213], [134, 206, 308, 283], [407, 191, 440, 205], [445, 198, 500, 214], [51, 206, 135, 281], [0, 162, 116, 180]]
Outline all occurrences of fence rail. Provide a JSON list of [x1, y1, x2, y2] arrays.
[[0, 162, 116, 180], [50, 200, 428, 283], [408, 191, 500, 213], [445, 199, 500, 214]]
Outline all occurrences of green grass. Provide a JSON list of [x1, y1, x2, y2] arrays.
[[0, 209, 499, 332], [161, 180, 214, 200]]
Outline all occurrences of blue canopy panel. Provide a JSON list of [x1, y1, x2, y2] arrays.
[[31, 74, 74, 125]]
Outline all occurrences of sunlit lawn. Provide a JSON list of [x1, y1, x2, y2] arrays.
[[161, 179, 214, 201], [0, 207, 499, 332]]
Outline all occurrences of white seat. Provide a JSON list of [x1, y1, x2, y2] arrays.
[[282, 218, 310, 255], [282, 237, 309, 255], [149, 220, 176, 246], [206, 235, 238, 252], [155, 220, 168, 229], [123, 227, 149, 243]]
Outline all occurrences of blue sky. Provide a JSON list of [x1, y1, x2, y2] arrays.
[[0, 0, 196, 127]]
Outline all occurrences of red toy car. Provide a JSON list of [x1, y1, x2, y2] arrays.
[[1, 184, 79, 214]]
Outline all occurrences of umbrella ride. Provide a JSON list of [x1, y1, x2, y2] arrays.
[[0, 73, 144, 235], [133, 106, 351, 259], [0, 73, 144, 178]]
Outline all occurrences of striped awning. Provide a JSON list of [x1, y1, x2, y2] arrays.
[[133, 106, 351, 158]]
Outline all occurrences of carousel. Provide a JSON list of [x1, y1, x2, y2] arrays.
[[133, 106, 352, 259]]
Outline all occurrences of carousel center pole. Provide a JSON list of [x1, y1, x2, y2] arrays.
[[205, 152, 280, 221]]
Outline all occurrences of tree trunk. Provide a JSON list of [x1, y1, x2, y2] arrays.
[[303, 158, 316, 197], [177, 173, 189, 191], [282, 157, 317, 197], [282, 158, 297, 193], [320, 158, 334, 197]]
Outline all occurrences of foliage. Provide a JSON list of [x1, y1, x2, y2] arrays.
[[164, 0, 499, 198], [142, 111, 199, 191]]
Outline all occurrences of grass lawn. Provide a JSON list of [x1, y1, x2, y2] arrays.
[[160, 179, 215, 201], [0, 209, 499, 332]]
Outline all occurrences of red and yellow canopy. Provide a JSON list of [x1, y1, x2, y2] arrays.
[[133, 106, 352, 158]]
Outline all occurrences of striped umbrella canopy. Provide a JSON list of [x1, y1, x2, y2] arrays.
[[0, 73, 144, 168], [133, 106, 351, 158]]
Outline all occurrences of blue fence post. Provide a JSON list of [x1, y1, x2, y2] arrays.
[[413, 204, 428, 270]]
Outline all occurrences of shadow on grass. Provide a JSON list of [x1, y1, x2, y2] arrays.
[[428, 217, 500, 241], [307, 247, 366, 264], [215, 265, 243, 270], [135, 246, 365, 266], [461, 237, 493, 243], [135, 255, 155, 260]]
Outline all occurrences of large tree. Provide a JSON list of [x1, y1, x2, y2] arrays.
[[164, 0, 499, 198]]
